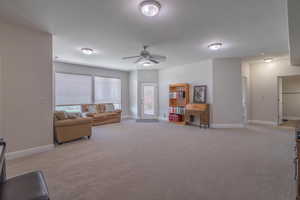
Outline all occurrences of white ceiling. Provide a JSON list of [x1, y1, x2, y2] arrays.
[[0, 0, 289, 71]]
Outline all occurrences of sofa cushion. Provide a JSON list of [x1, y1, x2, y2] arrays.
[[92, 112, 119, 119], [55, 118, 93, 127], [54, 111, 68, 120]]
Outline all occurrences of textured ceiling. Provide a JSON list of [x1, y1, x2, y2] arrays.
[[0, 0, 289, 70]]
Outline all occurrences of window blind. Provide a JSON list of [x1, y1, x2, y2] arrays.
[[55, 73, 92, 105], [94, 77, 121, 104]]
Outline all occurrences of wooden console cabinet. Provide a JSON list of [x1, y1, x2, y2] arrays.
[[185, 104, 210, 128]]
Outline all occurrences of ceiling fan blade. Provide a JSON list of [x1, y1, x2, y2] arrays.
[[149, 59, 159, 64], [134, 57, 144, 63], [122, 55, 140, 60], [150, 54, 167, 61]]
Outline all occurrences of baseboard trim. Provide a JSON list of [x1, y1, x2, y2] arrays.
[[159, 117, 168, 121], [211, 124, 245, 128], [248, 120, 277, 126], [283, 116, 300, 120], [6, 144, 55, 160], [121, 115, 132, 119]]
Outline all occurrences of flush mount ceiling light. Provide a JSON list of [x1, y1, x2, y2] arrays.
[[208, 43, 223, 51], [264, 58, 273, 63], [139, 0, 161, 17], [81, 48, 94, 55]]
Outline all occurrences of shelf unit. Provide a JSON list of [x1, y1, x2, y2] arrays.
[[169, 83, 190, 125]]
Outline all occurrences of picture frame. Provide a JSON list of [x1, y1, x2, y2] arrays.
[[193, 85, 207, 104]]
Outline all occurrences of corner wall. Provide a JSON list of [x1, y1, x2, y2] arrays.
[[0, 21, 53, 153], [158, 60, 213, 120], [129, 70, 138, 118], [212, 58, 244, 126]]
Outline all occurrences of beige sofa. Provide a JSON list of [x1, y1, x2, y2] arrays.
[[82, 103, 122, 126], [54, 111, 93, 144]]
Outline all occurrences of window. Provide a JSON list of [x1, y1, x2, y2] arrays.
[[94, 77, 121, 109], [55, 73, 92, 105], [55, 105, 82, 113]]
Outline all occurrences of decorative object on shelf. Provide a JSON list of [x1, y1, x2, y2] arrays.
[[193, 85, 207, 104]]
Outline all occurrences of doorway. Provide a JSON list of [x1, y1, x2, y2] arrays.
[[278, 75, 300, 127], [141, 83, 158, 119]]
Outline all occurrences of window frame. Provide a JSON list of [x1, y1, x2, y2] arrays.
[[93, 75, 122, 109], [55, 72, 122, 110], [55, 72, 93, 106]]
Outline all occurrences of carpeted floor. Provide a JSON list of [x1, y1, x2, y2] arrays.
[[7, 120, 296, 200]]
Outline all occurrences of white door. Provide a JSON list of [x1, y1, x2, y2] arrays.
[[242, 77, 248, 124], [141, 83, 158, 119], [278, 77, 284, 125]]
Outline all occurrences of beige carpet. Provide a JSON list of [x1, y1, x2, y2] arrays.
[[7, 121, 296, 200]]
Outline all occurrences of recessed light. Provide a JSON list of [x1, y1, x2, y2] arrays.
[[81, 48, 94, 55], [208, 43, 222, 51], [264, 58, 273, 63], [139, 0, 161, 17]]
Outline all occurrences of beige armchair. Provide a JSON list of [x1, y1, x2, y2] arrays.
[[54, 111, 93, 144]]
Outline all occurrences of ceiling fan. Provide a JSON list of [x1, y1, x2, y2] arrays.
[[122, 45, 167, 66]]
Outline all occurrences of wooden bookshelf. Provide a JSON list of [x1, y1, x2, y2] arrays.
[[169, 83, 190, 124]]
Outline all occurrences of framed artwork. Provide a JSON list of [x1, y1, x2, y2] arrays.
[[193, 85, 207, 104]]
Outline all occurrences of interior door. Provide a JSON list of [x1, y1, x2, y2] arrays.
[[278, 77, 284, 125], [141, 83, 158, 119], [242, 77, 248, 124]]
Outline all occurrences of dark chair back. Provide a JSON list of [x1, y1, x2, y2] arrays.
[[0, 139, 6, 183]]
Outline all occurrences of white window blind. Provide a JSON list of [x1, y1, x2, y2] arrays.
[[94, 77, 121, 104], [55, 73, 92, 105]]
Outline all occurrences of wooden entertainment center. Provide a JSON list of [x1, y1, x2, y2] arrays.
[[168, 83, 210, 127]]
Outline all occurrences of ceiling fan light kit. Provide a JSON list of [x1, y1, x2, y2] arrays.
[[122, 45, 166, 66], [208, 43, 223, 51], [139, 0, 161, 17]]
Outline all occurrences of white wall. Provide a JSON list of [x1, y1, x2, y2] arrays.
[[288, 0, 300, 66], [54, 62, 130, 116], [0, 21, 53, 152], [212, 58, 243, 126], [129, 70, 138, 118], [250, 58, 300, 123], [0, 57, 3, 138], [158, 60, 213, 120], [282, 75, 300, 119], [242, 62, 251, 122]]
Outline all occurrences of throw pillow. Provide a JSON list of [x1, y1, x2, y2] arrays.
[[55, 111, 68, 120], [66, 112, 81, 119], [105, 104, 115, 112], [88, 105, 96, 113]]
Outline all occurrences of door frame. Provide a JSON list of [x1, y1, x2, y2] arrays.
[[140, 82, 158, 119]]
